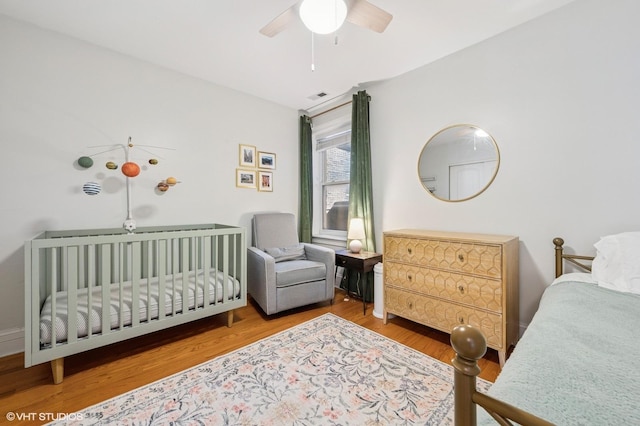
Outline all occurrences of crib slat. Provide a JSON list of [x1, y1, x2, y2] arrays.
[[195, 236, 202, 310], [158, 239, 167, 320], [172, 238, 179, 316], [181, 237, 189, 313], [213, 235, 219, 303], [203, 236, 211, 307], [65, 246, 79, 344], [230, 234, 237, 299], [233, 234, 239, 298], [100, 244, 111, 336], [190, 236, 198, 311], [145, 240, 153, 323], [50, 248, 58, 348], [222, 234, 229, 302], [118, 242, 125, 329], [87, 245, 95, 338], [131, 241, 141, 327]]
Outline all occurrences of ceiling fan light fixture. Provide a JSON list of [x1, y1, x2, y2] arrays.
[[299, 0, 348, 34]]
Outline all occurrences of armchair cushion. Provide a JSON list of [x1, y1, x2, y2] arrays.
[[264, 244, 306, 262], [253, 213, 300, 249], [275, 260, 326, 288]]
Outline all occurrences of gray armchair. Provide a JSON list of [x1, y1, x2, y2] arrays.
[[247, 213, 335, 315]]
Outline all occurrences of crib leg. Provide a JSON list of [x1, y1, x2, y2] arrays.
[[227, 310, 234, 327], [51, 358, 64, 384]]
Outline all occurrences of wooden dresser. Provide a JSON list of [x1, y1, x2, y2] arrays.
[[383, 229, 519, 366]]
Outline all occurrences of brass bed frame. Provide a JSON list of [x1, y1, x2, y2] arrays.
[[451, 237, 594, 426]]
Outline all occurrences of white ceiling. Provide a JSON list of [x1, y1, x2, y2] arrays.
[[0, 0, 576, 111]]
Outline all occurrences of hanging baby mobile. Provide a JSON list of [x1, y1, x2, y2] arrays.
[[76, 137, 179, 233]]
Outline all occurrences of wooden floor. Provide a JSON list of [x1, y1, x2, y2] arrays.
[[0, 290, 500, 425]]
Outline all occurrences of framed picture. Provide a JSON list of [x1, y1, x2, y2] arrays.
[[239, 144, 256, 167], [236, 169, 256, 189], [258, 151, 276, 170], [258, 171, 273, 192]]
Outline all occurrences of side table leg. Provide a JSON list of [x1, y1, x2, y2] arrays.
[[356, 272, 367, 315], [343, 268, 351, 300]]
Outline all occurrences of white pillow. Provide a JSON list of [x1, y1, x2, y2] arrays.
[[592, 232, 640, 294]]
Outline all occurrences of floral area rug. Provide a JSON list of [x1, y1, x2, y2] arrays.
[[50, 313, 490, 425]]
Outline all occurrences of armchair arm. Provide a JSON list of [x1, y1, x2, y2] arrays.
[[247, 247, 277, 315], [302, 243, 336, 292]]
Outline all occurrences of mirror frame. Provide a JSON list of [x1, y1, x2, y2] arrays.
[[417, 124, 500, 202]]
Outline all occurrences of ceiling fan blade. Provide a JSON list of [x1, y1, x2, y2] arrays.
[[259, 4, 298, 37], [346, 0, 393, 33]]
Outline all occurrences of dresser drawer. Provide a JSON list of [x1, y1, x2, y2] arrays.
[[384, 261, 502, 313], [384, 236, 503, 278], [384, 287, 503, 349]]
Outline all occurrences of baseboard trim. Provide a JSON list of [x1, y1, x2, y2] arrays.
[[0, 327, 24, 358], [518, 323, 528, 339]]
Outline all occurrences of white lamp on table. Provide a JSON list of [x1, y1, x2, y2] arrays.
[[348, 218, 366, 254]]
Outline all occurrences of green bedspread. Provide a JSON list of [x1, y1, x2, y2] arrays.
[[479, 275, 640, 425]]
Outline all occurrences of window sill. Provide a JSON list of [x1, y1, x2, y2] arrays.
[[312, 234, 346, 251]]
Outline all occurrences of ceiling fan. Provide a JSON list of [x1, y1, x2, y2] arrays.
[[259, 0, 393, 37]]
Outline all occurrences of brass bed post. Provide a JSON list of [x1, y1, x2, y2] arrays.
[[553, 237, 565, 278], [451, 324, 487, 426], [452, 325, 556, 426], [553, 237, 593, 276]]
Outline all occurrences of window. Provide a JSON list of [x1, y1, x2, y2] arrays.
[[311, 109, 352, 239], [318, 130, 351, 232]]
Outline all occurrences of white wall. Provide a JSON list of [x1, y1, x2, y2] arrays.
[[2, 0, 639, 356], [367, 0, 640, 330], [0, 16, 298, 355]]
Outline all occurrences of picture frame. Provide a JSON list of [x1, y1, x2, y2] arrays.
[[258, 151, 276, 170], [239, 144, 256, 167], [258, 171, 273, 192], [236, 168, 256, 189]]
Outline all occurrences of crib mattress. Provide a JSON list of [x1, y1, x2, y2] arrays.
[[39, 269, 240, 346]]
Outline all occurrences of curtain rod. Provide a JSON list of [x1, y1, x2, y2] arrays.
[[309, 100, 352, 119]]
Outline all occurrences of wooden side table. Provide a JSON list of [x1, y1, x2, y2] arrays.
[[335, 249, 383, 315]]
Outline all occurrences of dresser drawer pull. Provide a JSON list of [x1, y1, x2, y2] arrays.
[[407, 274, 412, 281], [459, 316, 465, 324], [458, 285, 465, 294], [407, 247, 412, 255], [408, 302, 413, 309], [458, 254, 465, 262]]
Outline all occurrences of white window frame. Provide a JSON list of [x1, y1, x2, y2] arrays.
[[311, 111, 352, 243]]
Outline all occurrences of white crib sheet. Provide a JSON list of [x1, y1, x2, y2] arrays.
[[39, 269, 240, 345]]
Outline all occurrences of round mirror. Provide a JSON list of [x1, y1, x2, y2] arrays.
[[418, 124, 500, 202]]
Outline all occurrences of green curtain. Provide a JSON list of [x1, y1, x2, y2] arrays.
[[343, 90, 377, 302], [298, 115, 313, 243]]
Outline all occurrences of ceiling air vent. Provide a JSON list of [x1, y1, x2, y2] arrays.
[[308, 92, 328, 101]]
